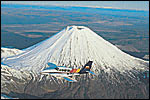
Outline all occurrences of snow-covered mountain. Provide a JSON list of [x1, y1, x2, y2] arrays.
[[2, 26, 149, 80], [1, 47, 24, 59], [1, 25, 149, 99]]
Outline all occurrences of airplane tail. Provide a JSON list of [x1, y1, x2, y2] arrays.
[[79, 61, 93, 74]]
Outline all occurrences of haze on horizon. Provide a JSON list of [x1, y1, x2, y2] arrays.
[[1, 1, 149, 11]]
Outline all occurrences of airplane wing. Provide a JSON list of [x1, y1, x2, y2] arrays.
[[89, 71, 95, 75], [63, 76, 77, 82]]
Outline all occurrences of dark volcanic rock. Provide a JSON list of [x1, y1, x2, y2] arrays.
[[2, 72, 149, 99]]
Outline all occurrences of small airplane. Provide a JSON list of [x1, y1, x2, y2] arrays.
[[40, 61, 95, 82]]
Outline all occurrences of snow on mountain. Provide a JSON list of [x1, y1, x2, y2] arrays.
[[1, 63, 31, 95], [1, 47, 24, 59], [2, 25, 149, 82]]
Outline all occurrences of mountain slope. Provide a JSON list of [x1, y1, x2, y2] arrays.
[[1, 47, 24, 59]]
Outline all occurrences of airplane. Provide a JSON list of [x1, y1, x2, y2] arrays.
[[40, 61, 95, 82]]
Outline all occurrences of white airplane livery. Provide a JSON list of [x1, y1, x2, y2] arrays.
[[40, 61, 95, 82]]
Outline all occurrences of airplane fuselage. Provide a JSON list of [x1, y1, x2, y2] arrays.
[[41, 67, 80, 77]]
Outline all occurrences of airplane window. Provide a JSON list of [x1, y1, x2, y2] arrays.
[[55, 67, 59, 70]]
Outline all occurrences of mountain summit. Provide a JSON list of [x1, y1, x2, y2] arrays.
[[2, 25, 149, 80]]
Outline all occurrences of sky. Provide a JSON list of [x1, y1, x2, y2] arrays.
[[1, 1, 149, 11]]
